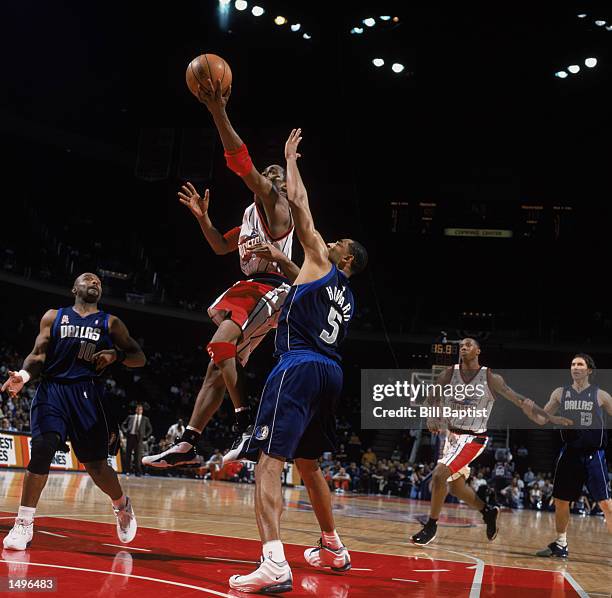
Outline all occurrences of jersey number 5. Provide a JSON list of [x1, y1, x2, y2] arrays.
[[319, 307, 343, 345]]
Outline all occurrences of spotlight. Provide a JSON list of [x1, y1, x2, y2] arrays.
[[595, 20, 606, 26], [291, 23, 301, 32], [303, 33, 311, 39], [350, 27, 364, 34], [274, 15, 287, 25], [585, 57, 597, 68], [235, 0, 247, 10], [567, 64, 580, 74], [391, 63, 405, 73], [372, 58, 385, 67], [392, 16, 399, 23], [251, 5, 264, 16], [555, 71, 568, 78], [607, 25, 612, 31], [379, 16, 391, 21], [363, 18, 376, 27], [219, 0, 231, 5], [577, 13, 587, 18]]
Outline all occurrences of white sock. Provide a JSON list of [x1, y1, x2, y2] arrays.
[[112, 495, 127, 510], [17, 506, 35, 523], [556, 532, 567, 547], [322, 529, 342, 550], [263, 540, 286, 563]]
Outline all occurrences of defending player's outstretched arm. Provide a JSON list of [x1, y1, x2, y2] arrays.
[[0, 309, 57, 398], [197, 78, 290, 221], [284, 128, 329, 284], [178, 183, 239, 255], [488, 372, 573, 426]]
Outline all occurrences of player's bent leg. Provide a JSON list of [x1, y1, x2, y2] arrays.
[[537, 498, 570, 557], [142, 361, 225, 469], [229, 452, 292, 593], [449, 477, 500, 541], [296, 458, 351, 573], [411, 463, 450, 546], [83, 459, 137, 544], [597, 498, 612, 533], [3, 433, 61, 550]]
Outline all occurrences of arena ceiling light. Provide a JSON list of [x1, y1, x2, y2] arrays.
[[391, 63, 405, 73], [219, 0, 231, 5], [379, 16, 391, 21], [555, 71, 568, 78], [274, 15, 287, 25], [291, 23, 301, 32], [303, 33, 311, 39], [595, 20, 606, 26], [567, 64, 580, 74], [363, 18, 376, 27], [251, 5, 264, 16], [585, 57, 597, 67], [372, 58, 385, 67], [351, 27, 364, 34], [577, 13, 587, 18], [607, 25, 612, 31], [235, 0, 248, 11]]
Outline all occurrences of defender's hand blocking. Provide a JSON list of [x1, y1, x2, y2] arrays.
[[178, 183, 209, 220], [284, 128, 302, 160], [1, 371, 26, 398], [197, 78, 231, 112], [251, 242, 284, 264]]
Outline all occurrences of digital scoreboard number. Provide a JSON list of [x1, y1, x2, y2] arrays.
[[429, 342, 459, 365]]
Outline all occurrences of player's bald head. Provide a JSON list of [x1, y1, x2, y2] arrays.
[[72, 272, 102, 303]]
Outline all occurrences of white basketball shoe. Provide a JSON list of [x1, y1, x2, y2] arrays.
[[113, 497, 137, 543], [2, 519, 33, 551], [304, 538, 351, 572], [229, 557, 293, 593]]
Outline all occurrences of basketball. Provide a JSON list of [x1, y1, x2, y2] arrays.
[[186, 53, 232, 98]]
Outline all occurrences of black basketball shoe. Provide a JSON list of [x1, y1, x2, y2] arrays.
[[411, 519, 438, 546], [482, 505, 500, 541]]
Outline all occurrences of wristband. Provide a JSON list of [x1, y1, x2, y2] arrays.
[[17, 369, 31, 384], [115, 349, 127, 364]]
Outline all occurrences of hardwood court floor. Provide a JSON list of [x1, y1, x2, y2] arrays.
[[0, 471, 610, 596]]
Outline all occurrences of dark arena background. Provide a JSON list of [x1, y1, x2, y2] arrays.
[[1, 1, 611, 596]]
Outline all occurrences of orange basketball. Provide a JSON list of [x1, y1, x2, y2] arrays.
[[186, 53, 232, 98]]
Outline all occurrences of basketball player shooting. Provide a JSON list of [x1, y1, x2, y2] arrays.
[[411, 337, 573, 546], [227, 128, 368, 593], [525, 354, 612, 558], [1, 273, 145, 551], [143, 78, 299, 469]]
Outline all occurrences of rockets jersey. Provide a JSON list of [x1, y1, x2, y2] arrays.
[[238, 202, 294, 277], [558, 385, 607, 450], [274, 265, 354, 363], [44, 307, 113, 382], [447, 365, 495, 434]]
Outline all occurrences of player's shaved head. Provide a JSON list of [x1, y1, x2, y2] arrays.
[[72, 272, 102, 303]]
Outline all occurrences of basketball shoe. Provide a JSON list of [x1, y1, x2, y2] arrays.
[[142, 439, 199, 468], [411, 519, 437, 546], [2, 519, 33, 551], [304, 538, 352, 572], [229, 557, 292, 593], [223, 425, 254, 466], [482, 505, 500, 541], [113, 497, 137, 544], [536, 542, 568, 558]]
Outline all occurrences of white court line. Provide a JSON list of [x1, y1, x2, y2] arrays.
[[38, 531, 67, 538], [0, 559, 234, 597], [392, 578, 418, 583], [563, 571, 589, 598], [102, 543, 152, 552], [413, 569, 450, 572], [351, 568, 373, 571], [442, 549, 484, 598]]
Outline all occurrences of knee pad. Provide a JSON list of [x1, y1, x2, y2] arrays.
[[27, 433, 62, 475], [207, 341, 237, 365]]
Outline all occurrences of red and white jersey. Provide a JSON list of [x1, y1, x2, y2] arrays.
[[238, 202, 294, 277], [447, 364, 495, 433]]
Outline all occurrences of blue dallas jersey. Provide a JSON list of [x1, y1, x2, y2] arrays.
[[274, 265, 354, 362], [44, 307, 113, 381], [559, 384, 607, 450]]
